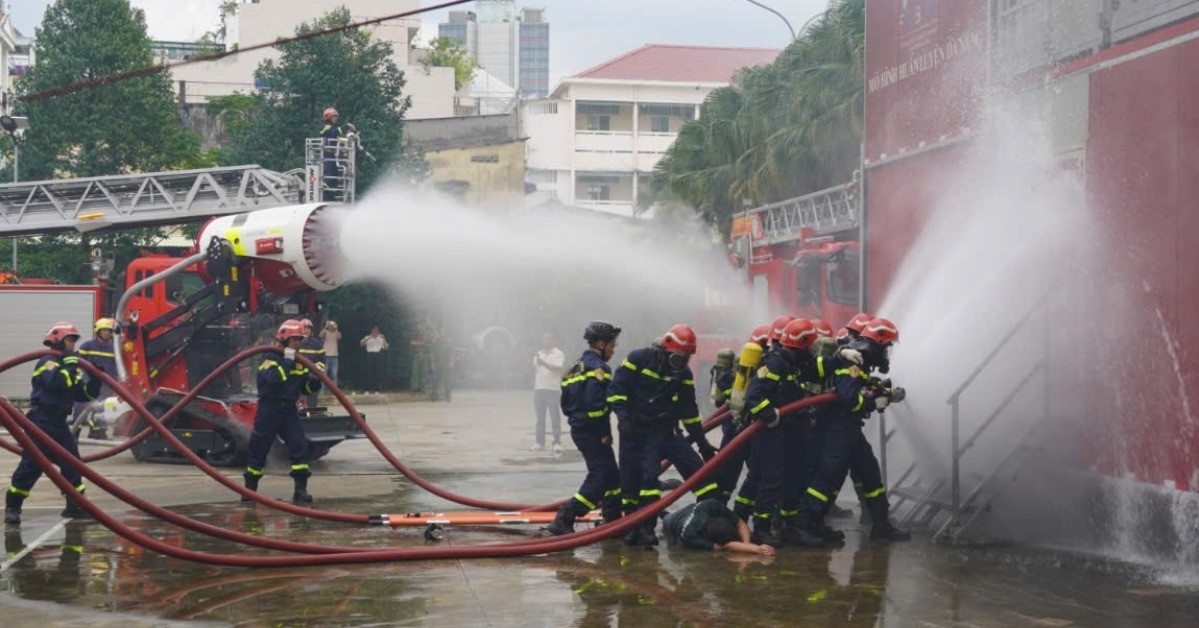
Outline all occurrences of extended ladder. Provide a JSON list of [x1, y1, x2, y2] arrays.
[[742, 181, 859, 245]]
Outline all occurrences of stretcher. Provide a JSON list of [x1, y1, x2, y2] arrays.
[[373, 510, 605, 540]]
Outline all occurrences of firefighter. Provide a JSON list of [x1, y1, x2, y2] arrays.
[[243, 320, 322, 504], [729, 323, 779, 521], [716, 325, 769, 509], [319, 108, 357, 201], [829, 312, 882, 523], [297, 318, 326, 409], [5, 322, 102, 525], [743, 318, 826, 547], [545, 322, 623, 535], [610, 324, 719, 547], [794, 318, 907, 542], [74, 317, 118, 440], [841, 318, 910, 541]]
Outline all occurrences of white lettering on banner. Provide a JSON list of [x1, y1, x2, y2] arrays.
[[868, 30, 985, 94]]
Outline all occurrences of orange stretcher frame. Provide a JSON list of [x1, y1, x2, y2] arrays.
[[378, 510, 604, 528]]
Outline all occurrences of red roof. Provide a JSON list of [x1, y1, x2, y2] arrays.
[[573, 44, 781, 84]]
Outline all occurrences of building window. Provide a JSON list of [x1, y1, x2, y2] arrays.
[[470, 154, 500, 163], [650, 115, 670, 133], [587, 115, 610, 131], [529, 102, 558, 115], [586, 184, 611, 201]]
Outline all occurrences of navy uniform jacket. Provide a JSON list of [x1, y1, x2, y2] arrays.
[[560, 349, 612, 431], [77, 338, 117, 377], [298, 336, 326, 371], [30, 354, 101, 417], [607, 347, 704, 439], [257, 355, 321, 409], [744, 348, 808, 422]]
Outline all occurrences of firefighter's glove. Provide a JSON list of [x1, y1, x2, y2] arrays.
[[837, 347, 864, 365], [601, 433, 613, 446], [697, 441, 717, 463], [874, 396, 890, 411], [889, 387, 906, 403], [803, 382, 823, 395], [283, 348, 297, 361], [758, 407, 780, 428]]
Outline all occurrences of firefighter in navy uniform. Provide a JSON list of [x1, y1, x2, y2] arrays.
[[833, 312, 892, 524], [609, 324, 719, 547], [743, 318, 827, 547], [5, 322, 102, 525], [298, 318, 326, 410], [729, 319, 789, 521], [75, 317, 118, 439], [795, 318, 909, 542], [243, 320, 322, 503], [319, 108, 356, 201], [716, 325, 769, 511], [545, 322, 623, 535]]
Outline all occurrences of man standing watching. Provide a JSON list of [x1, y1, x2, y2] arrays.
[[360, 326, 389, 392], [532, 331, 565, 455], [320, 321, 342, 385]]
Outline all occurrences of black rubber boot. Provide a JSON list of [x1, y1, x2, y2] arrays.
[[242, 473, 260, 503], [750, 515, 785, 548], [785, 511, 829, 548], [4, 491, 23, 525], [859, 499, 871, 525], [827, 502, 854, 518], [61, 496, 92, 520], [867, 498, 911, 542], [640, 517, 659, 547], [88, 428, 109, 440], [292, 473, 313, 503], [545, 502, 580, 536]]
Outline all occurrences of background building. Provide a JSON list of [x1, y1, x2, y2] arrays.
[[438, 2, 549, 98], [0, 4, 31, 115], [405, 112, 526, 206], [521, 44, 780, 217], [167, 0, 457, 120]]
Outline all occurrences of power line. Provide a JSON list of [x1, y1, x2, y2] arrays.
[[17, 0, 474, 105]]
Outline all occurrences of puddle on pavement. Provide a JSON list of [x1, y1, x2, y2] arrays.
[[3, 491, 1199, 626]]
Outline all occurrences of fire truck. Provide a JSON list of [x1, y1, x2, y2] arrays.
[[0, 137, 364, 466]]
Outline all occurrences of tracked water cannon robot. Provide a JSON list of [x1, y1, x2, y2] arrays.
[[110, 204, 361, 466]]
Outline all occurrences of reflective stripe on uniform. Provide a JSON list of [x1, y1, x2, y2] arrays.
[[622, 497, 639, 506], [692, 483, 718, 498], [749, 398, 771, 415], [78, 350, 115, 358], [639, 489, 662, 499], [862, 487, 886, 499], [260, 360, 287, 380], [681, 415, 702, 425], [7, 486, 30, 497], [762, 368, 781, 381], [573, 493, 597, 510], [586, 409, 609, 418], [245, 467, 264, 476], [806, 487, 829, 502], [852, 394, 864, 412], [734, 495, 755, 506], [603, 488, 621, 498], [606, 394, 627, 403], [290, 463, 310, 472]]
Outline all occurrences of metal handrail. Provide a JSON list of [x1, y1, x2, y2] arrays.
[[946, 290, 1049, 405]]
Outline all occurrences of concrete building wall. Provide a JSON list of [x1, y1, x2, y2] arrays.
[[421, 140, 526, 206]]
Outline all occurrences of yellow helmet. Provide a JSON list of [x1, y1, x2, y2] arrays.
[[94, 317, 117, 332]]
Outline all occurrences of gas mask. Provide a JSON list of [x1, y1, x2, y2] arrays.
[[666, 351, 690, 372]]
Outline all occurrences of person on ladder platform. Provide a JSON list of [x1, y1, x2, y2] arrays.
[[243, 320, 322, 504], [795, 317, 909, 542], [5, 323, 102, 525], [743, 318, 827, 548], [75, 317, 118, 439], [298, 318, 326, 410], [319, 108, 356, 202], [545, 322, 623, 535], [610, 324, 719, 548]]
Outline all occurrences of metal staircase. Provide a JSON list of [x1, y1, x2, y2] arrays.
[[0, 165, 304, 236], [884, 295, 1051, 543]]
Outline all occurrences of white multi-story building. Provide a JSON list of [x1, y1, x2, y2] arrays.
[[522, 44, 780, 217], [168, 0, 456, 119], [0, 4, 31, 115], [439, 2, 549, 98]]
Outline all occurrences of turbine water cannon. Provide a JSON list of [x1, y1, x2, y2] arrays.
[[197, 203, 344, 294]]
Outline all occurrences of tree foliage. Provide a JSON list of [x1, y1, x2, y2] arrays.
[[650, 0, 864, 237], [421, 37, 479, 91], [225, 7, 422, 193], [11, 0, 198, 180]]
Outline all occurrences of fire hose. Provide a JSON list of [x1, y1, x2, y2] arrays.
[[0, 348, 734, 516], [0, 392, 834, 566]]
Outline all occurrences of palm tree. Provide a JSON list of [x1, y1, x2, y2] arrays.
[[650, 0, 865, 237]]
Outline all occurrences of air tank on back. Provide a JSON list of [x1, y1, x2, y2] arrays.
[[197, 203, 344, 294]]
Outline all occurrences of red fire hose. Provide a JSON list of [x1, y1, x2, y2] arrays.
[[0, 394, 834, 566]]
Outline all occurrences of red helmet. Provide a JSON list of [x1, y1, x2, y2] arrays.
[[323, 107, 339, 122], [845, 313, 874, 335], [861, 317, 900, 344], [661, 324, 697, 356], [811, 319, 834, 338], [43, 322, 81, 346], [749, 325, 771, 346], [276, 319, 306, 343], [779, 319, 818, 350], [299, 318, 314, 328], [770, 315, 796, 341]]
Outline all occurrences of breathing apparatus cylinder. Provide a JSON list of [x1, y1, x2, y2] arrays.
[[728, 341, 764, 416]]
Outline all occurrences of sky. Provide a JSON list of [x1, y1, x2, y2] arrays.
[[11, 0, 827, 87]]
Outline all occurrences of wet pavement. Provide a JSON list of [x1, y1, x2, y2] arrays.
[[1, 390, 1198, 626]]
